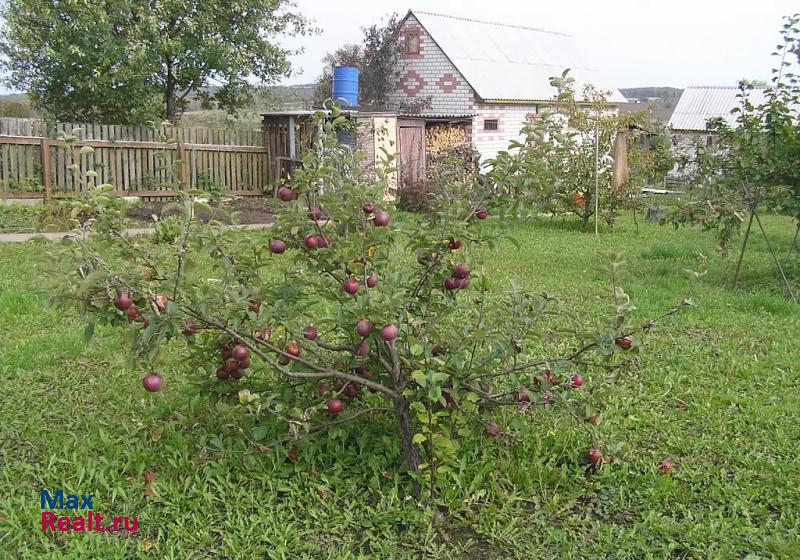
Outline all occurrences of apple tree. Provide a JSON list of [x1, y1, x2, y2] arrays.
[[55, 106, 687, 498], [667, 13, 800, 275], [485, 71, 659, 231]]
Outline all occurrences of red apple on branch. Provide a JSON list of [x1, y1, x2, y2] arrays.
[[155, 294, 168, 311], [327, 399, 344, 414], [484, 422, 501, 438], [615, 335, 633, 350], [269, 239, 287, 254], [356, 319, 374, 337], [372, 211, 390, 227], [232, 345, 249, 361], [114, 292, 133, 311], [380, 324, 398, 341], [277, 186, 295, 202], [343, 278, 359, 295]]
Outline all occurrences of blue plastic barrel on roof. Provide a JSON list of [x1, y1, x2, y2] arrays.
[[332, 66, 359, 107]]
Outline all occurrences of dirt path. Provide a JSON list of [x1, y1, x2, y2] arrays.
[[0, 222, 274, 243]]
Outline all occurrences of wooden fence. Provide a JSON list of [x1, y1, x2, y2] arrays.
[[0, 118, 267, 199]]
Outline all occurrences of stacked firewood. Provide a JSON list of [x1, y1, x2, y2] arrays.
[[426, 125, 468, 153]]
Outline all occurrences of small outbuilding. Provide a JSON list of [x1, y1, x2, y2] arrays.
[[262, 110, 430, 200], [667, 86, 767, 180]]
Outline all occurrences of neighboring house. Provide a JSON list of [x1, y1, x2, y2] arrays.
[[667, 86, 767, 180], [386, 10, 625, 165]]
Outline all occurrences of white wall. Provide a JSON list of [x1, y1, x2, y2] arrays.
[[472, 101, 541, 163], [472, 102, 622, 163]]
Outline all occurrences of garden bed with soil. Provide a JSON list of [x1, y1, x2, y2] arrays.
[[126, 196, 276, 226]]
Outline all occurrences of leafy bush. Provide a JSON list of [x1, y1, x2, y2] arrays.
[[195, 170, 226, 198], [152, 215, 183, 244], [399, 149, 484, 214], [0, 203, 42, 232], [397, 180, 436, 213]]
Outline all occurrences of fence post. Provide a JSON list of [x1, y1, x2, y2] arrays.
[[177, 143, 188, 187], [40, 138, 52, 201]]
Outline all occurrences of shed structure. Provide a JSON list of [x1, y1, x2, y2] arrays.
[[261, 111, 423, 199], [667, 86, 767, 180]]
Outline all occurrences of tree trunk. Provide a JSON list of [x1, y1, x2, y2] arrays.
[[165, 62, 177, 121], [581, 190, 592, 230], [394, 398, 421, 498]]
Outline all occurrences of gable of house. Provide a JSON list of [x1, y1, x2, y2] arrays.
[[409, 10, 625, 104], [387, 13, 475, 117]]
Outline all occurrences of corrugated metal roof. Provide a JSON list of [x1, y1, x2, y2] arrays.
[[401, 113, 476, 119], [411, 10, 626, 104], [667, 86, 768, 131]]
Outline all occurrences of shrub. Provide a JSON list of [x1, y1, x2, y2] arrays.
[[152, 215, 183, 244], [399, 148, 484, 214], [397, 180, 436, 213]]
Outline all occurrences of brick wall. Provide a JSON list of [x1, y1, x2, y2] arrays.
[[472, 99, 542, 162], [387, 14, 474, 117], [354, 117, 376, 177]]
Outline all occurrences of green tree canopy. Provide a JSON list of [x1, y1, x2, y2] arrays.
[[0, 0, 312, 123]]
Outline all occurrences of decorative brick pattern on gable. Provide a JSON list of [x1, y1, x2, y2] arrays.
[[400, 70, 426, 97], [387, 14, 473, 116], [436, 73, 460, 94]]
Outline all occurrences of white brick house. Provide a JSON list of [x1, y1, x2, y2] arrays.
[[387, 10, 625, 163]]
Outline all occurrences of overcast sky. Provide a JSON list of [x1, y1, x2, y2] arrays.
[[281, 0, 799, 88]]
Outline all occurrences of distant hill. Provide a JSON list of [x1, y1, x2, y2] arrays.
[[0, 93, 36, 117], [265, 83, 316, 109], [0, 83, 317, 123]]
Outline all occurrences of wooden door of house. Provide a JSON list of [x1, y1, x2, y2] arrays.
[[398, 119, 425, 187]]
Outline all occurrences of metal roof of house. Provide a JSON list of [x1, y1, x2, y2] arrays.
[[409, 10, 626, 104], [667, 86, 768, 131]]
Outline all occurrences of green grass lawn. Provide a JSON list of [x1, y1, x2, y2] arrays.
[[1, 214, 799, 559]]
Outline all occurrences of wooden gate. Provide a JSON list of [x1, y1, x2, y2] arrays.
[[398, 119, 425, 186], [262, 114, 315, 186]]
